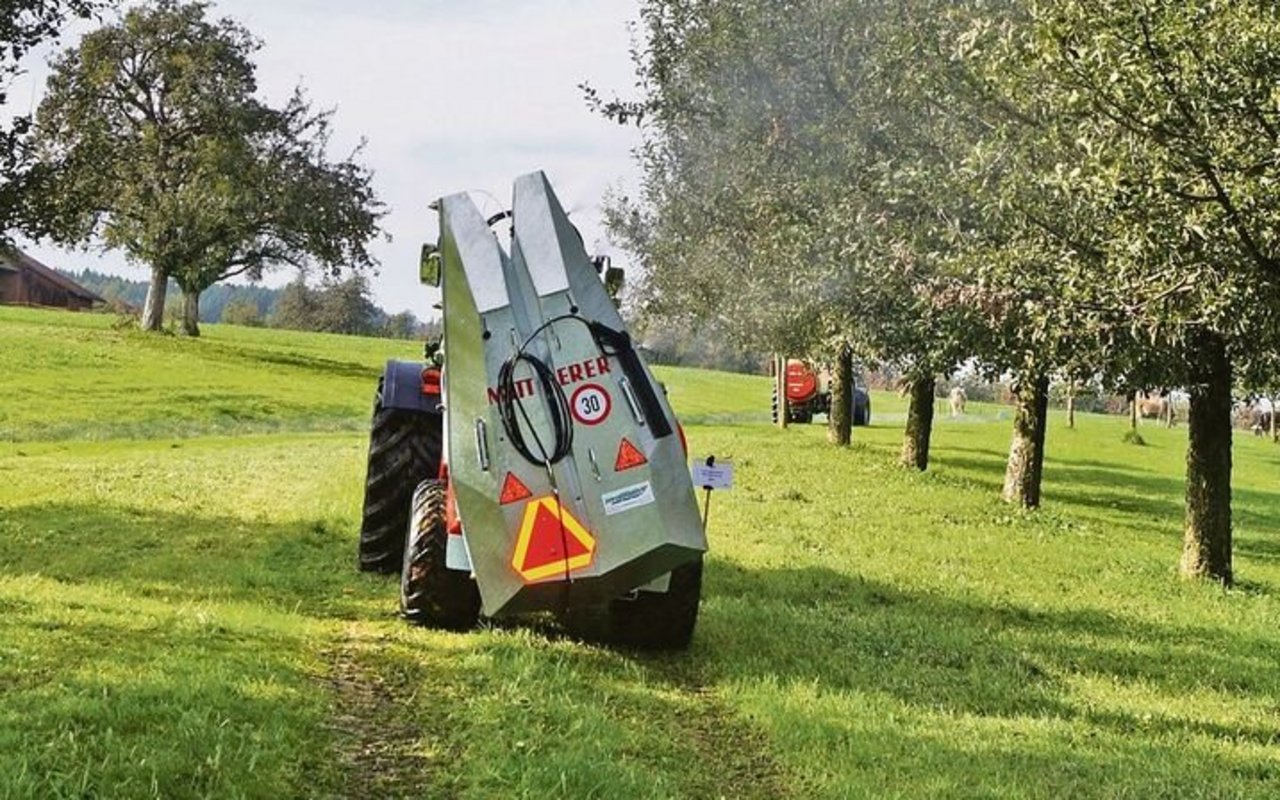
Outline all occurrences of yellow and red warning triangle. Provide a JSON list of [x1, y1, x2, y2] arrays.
[[499, 472, 533, 505], [511, 496, 596, 583], [614, 438, 648, 472]]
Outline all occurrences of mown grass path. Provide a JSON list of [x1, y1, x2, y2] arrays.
[[2, 307, 1279, 797]]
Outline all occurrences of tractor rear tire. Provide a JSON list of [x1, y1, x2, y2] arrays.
[[400, 480, 480, 630], [607, 557, 703, 650], [852, 391, 871, 427], [358, 381, 442, 573]]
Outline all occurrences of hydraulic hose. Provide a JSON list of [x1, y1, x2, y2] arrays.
[[496, 348, 575, 467], [496, 314, 674, 466]]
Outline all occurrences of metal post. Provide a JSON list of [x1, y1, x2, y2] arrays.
[[775, 355, 789, 429]]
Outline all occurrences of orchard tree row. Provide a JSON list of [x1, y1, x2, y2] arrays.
[[596, 0, 1280, 585]]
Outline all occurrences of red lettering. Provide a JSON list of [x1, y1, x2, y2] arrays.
[[487, 380, 539, 405], [569, 364, 585, 384], [596, 357, 611, 375], [583, 360, 597, 379], [557, 367, 571, 386]]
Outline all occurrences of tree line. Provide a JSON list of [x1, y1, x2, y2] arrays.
[[595, 0, 1280, 585], [65, 268, 436, 339]]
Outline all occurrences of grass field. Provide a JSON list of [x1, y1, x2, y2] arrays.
[[2, 305, 1279, 798]]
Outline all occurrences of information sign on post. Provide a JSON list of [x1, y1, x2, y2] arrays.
[[691, 455, 733, 528], [692, 458, 734, 490]]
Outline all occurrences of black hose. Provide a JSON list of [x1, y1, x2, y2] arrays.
[[496, 313, 674, 465], [496, 349, 574, 466]]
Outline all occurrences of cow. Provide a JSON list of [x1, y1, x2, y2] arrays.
[[1239, 398, 1275, 436], [949, 386, 967, 417], [1135, 391, 1175, 428]]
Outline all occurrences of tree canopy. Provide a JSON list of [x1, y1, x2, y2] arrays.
[[1, 0, 111, 239], [602, 0, 1280, 584], [33, 0, 384, 334]]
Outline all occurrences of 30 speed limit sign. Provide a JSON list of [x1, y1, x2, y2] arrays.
[[570, 383, 612, 426]]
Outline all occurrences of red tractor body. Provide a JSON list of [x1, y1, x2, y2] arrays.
[[774, 358, 872, 426]]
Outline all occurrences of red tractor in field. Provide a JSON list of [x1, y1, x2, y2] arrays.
[[772, 358, 871, 426]]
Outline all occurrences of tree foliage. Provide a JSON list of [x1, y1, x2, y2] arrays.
[[603, 0, 1280, 582], [32, 0, 384, 334], [219, 296, 262, 327], [1, 0, 111, 238]]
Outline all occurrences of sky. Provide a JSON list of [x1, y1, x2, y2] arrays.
[[9, 0, 646, 319]]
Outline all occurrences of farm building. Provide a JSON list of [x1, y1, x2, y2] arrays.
[[0, 248, 103, 311]]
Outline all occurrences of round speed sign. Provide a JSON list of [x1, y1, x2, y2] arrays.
[[570, 383, 613, 426]]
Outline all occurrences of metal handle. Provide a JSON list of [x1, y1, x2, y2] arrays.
[[619, 377, 646, 426], [587, 448, 602, 482], [475, 419, 490, 471]]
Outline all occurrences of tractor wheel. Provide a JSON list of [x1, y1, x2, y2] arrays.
[[607, 557, 703, 650], [852, 391, 871, 427], [790, 407, 814, 425], [358, 381, 442, 573], [400, 479, 480, 630]]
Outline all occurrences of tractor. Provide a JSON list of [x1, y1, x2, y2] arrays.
[[772, 358, 871, 426], [356, 172, 707, 649]]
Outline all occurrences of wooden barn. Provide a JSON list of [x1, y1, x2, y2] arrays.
[[0, 248, 103, 311]]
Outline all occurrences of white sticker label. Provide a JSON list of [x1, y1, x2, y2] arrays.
[[692, 460, 734, 490], [571, 383, 613, 426], [602, 481, 656, 516]]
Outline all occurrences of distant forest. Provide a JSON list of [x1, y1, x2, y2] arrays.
[[63, 269, 277, 322], [61, 269, 438, 340]]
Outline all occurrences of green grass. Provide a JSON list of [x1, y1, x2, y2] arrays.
[[0, 306, 421, 442], [2, 306, 1279, 798]]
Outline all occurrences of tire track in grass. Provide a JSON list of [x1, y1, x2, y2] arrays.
[[322, 620, 790, 797], [643, 656, 791, 799], [323, 625, 458, 799]]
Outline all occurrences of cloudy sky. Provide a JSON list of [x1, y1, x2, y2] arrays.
[[10, 0, 646, 318]]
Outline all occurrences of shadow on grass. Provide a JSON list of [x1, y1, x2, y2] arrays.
[[710, 563, 1275, 708], [935, 446, 1280, 541], [689, 562, 1280, 793], [466, 557, 1280, 796], [0, 502, 382, 618], [5, 500, 1280, 796], [0, 580, 344, 798], [0, 500, 799, 797], [433, 552, 1280, 795], [170, 338, 382, 382]]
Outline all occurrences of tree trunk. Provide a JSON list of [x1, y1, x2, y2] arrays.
[[1271, 395, 1277, 443], [1181, 332, 1233, 585], [141, 264, 168, 332], [828, 346, 852, 446], [181, 289, 201, 337], [1066, 385, 1076, 429], [900, 374, 935, 471], [1002, 374, 1050, 508], [1130, 391, 1139, 430]]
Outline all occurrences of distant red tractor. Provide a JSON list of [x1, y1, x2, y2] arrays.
[[772, 358, 871, 426]]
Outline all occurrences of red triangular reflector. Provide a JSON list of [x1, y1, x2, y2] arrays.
[[519, 503, 592, 574], [499, 472, 533, 505], [615, 438, 648, 472]]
